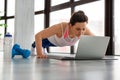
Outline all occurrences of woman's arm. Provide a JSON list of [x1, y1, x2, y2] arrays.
[[35, 23, 63, 58], [84, 27, 95, 36]]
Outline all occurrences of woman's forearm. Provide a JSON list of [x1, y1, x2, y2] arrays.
[[35, 34, 43, 56]]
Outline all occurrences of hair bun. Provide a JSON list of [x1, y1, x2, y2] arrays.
[[77, 10, 85, 15]]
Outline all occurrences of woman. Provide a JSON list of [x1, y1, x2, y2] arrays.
[[31, 10, 94, 58]]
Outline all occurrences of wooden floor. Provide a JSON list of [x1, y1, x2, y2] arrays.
[[0, 52, 120, 80]]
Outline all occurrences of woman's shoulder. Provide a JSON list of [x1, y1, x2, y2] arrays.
[[52, 22, 67, 26], [85, 27, 95, 36], [61, 22, 68, 26], [60, 22, 69, 28], [53, 22, 68, 29]]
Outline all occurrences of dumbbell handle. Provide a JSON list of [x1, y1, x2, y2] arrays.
[[15, 48, 25, 55]]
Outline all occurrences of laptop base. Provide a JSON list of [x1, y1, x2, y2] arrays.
[[48, 56, 118, 60]]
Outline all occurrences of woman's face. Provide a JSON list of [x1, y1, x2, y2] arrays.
[[70, 22, 87, 37]]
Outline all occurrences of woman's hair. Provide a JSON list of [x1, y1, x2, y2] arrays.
[[69, 10, 88, 26]]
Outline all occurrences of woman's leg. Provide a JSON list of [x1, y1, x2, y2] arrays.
[[31, 41, 36, 56]]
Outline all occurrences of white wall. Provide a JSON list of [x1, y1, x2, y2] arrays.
[[14, 0, 34, 50]]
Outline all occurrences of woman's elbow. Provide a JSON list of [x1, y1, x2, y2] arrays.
[[35, 33, 42, 40]]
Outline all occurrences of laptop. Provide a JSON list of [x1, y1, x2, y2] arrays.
[[47, 35, 110, 60]]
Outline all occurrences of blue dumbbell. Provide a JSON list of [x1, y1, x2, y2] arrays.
[[12, 44, 30, 58]]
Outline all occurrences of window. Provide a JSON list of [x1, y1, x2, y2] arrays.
[[34, 0, 44, 11], [50, 8, 71, 25], [74, 0, 80, 2], [51, 0, 69, 6], [0, 20, 5, 51], [7, 19, 15, 36], [7, 0, 15, 16], [0, 0, 4, 16], [0, 0, 5, 51], [35, 14, 44, 35], [0, 20, 5, 38], [114, 0, 120, 55]]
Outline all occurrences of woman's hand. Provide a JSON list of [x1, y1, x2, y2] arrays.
[[37, 54, 48, 59]]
